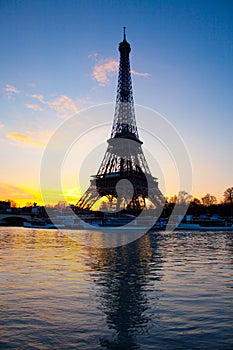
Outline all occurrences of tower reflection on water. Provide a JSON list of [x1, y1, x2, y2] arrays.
[[85, 232, 163, 349], [1, 229, 233, 348]]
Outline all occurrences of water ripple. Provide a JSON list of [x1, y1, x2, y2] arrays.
[[0, 228, 233, 349]]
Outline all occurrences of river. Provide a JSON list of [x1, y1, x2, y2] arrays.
[[0, 227, 233, 349]]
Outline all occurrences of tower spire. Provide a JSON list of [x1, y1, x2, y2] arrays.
[[110, 25, 140, 142], [123, 26, 126, 41]]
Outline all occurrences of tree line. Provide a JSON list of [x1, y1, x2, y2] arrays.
[[1, 187, 233, 219], [164, 187, 233, 219]]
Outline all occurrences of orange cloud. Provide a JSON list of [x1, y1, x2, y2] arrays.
[[0, 183, 34, 200], [92, 59, 150, 85], [0, 123, 4, 129], [7, 133, 32, 143], [29, 93, 79, 118], [92, 59, 119, 85], [29, 94, 44, 102], [47, 95, 79, 117], [25, 103, 43, 111], [7, 130, 52, 148]]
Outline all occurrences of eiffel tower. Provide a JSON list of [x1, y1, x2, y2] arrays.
[[77, 28, 164, 213]]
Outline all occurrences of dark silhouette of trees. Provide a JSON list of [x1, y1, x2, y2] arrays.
[[191, 198, 201, 206], [187, 198, 203, 217], [6, 199, 17, 208], [224, 187, 233, 218], [201, 193, 217, 206], [176, 190, 192, 205], [1, 188, 233, 223], [224, 187, 233, 205], [168, 191, 192, 205], [163, 191, 233, 221]]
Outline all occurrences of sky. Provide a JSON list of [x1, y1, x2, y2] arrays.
[[0, 0, 232, 206]]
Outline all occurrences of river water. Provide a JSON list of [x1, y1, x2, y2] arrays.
[[0, 227, 233, 349]]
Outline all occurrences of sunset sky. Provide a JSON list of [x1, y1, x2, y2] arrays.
[[0, 0, 232, 206]]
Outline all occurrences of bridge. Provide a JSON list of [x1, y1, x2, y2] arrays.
[[0, 213, 32, 226]]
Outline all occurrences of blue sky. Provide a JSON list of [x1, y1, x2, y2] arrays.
[[0, 0, 232, 204]]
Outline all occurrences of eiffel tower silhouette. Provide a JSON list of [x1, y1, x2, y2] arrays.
[[77, 28, 164, 213]]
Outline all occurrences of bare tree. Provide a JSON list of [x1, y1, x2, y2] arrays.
[[190, 197, 201, 206], [224, 187, 233, 219], [168, 195, 177, 204], [6, 199, 17, 208], [201, 193, 217, 206], [168, 191, 192, 205], [224, 187, 233, 205], [176, 191, 192, 205]]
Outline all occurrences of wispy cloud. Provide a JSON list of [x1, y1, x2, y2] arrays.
[[7, 133, 32, 144], [88, 52, 100, 60], [4, 84, 21, 99], [47, 95, 79, 117], [7, 130, 52, 148], [4, 84, 20, 94], [0, 122, 4, 141], [0, 183, 34, 200], [25, 103, 44, 112], [131, 70, 150, 77], [92, 58, 150, 85], [29, 94, 44, 102], [29, 93, 78, 118], [92, 59, 118, 85]]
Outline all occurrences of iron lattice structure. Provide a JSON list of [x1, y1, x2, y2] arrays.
[[77, 29, 164, 212]]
